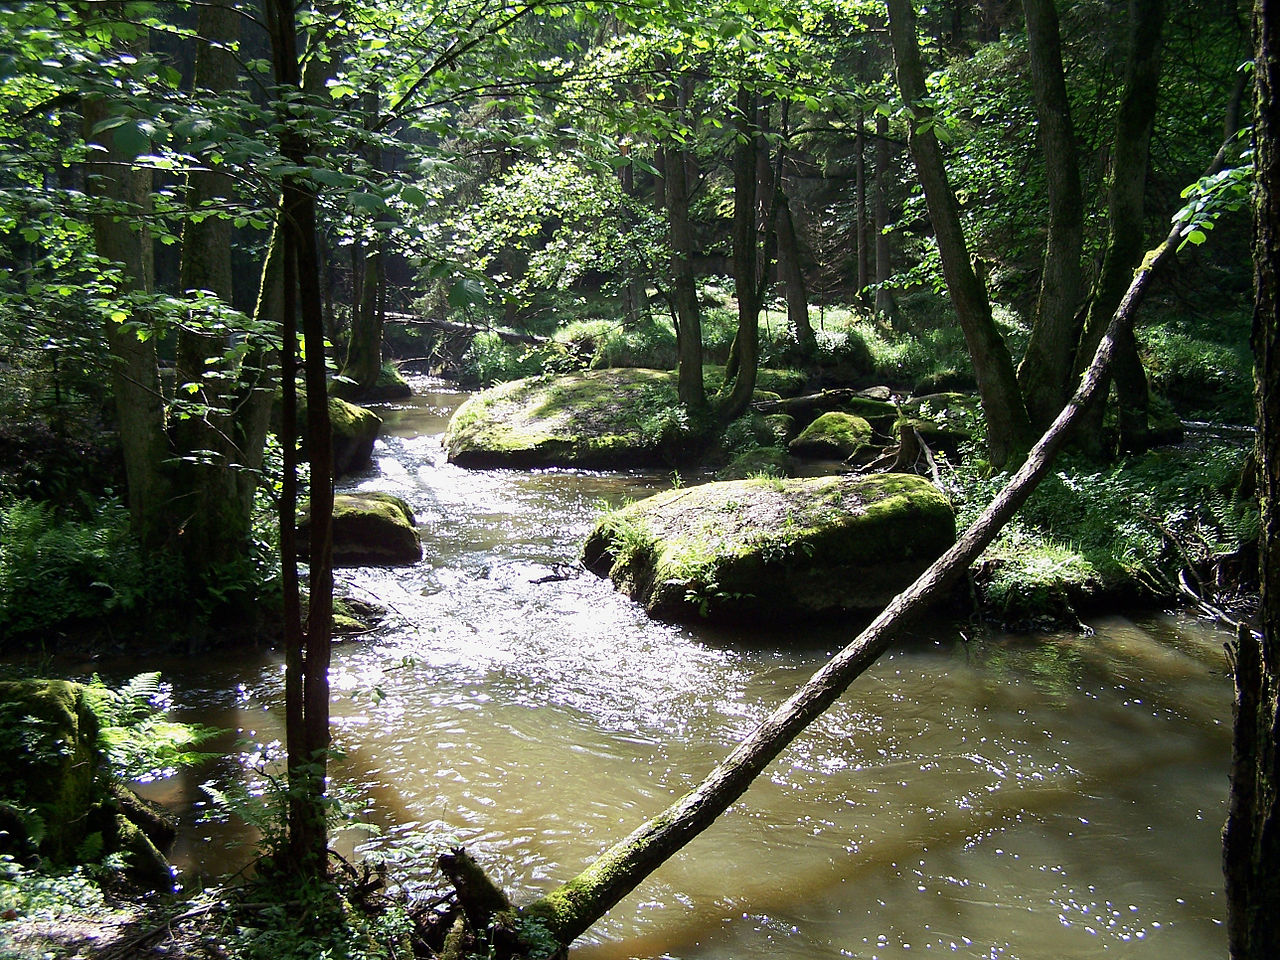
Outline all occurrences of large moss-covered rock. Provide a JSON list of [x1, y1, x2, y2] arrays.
[[328, 396, 382, 478], [0, 680, 100, 863], [446, 368, 684, 468], [582, 473, 956, 623], [298, 491, 422, 566], [788, 412, 874, 460]]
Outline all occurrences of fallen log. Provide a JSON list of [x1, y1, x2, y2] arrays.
[[383, 311, 548, 346]]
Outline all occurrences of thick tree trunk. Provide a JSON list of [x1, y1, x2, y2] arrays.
[[82, 41, 172, 551], [1073, 0, 1165, 455], [873, 112, 894, 318], [1224, 2, 1280, 953], [1017, 0, 1085, 431], [886, 0, 1033, 466], [777, 192, 817, 364], [521, 217, 1168, 952], [173, 0, 249, 577]]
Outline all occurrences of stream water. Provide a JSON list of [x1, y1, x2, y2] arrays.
[[132, 375, 1231, 959]]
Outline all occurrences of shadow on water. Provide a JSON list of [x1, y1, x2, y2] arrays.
[[109, 376, 1232, 958]]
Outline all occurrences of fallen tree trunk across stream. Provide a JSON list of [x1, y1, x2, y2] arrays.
[[443, 222, 1191, 955]]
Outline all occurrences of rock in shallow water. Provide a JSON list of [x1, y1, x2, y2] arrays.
[[581, 472, 955, 624]]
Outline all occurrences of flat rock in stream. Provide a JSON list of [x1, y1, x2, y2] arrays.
[[445, 367, 804, 469], [582, 473, 955, 624]]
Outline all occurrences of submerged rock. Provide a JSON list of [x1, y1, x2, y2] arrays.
[[582, 473, 956, 623], [298, 491, 422, 566]]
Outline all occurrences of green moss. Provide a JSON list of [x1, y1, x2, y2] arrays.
[[717, 447, 789, 480], [788, 412, 873, 459], [583, 473, 955, 622]]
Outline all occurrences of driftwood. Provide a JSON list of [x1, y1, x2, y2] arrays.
[[383, 311, 548, 346], [510, 218, 1181, 949], [754, 386, 892, 420]]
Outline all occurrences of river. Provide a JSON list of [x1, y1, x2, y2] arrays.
[[135, 375, 1232, 959]]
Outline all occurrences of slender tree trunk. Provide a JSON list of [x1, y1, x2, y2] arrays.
[[519, 213, 1169, 953], [855, 112, 870, 298], [663, 78, 704, 411], [774, 102, 817, 368], [1224, 2, 1280, 952], [886, 0, 1033, 466], [266, 0, 334, 877], [1017, 0, 1085, 431], [1073, 0, 1165, 456], [342, 93, 385, 393], [873, 112, 894, 318], [82, 34, 172, 551], [720, 86, 763, 424]]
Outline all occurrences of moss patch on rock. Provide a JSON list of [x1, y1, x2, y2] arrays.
[[582, 473, 955, 623], [716, 446, 790, 480], [788, 412, 873, 460], [446, 368, 692, 468], [298, 492, 422, 566]]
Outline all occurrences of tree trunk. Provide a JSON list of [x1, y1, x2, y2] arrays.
[[82, 35, 172, 551], [1017, 0, 1085, 431], [774, 102, 817, 367], [342, 92, 385, 394], [520, 216, 1167, 952], [886, 0, 1032, 467], [873, 112, 894, 318], [855, 113, 870, 298], [173, 0, 248, 578], [662, 79, 704, 411], [1073, 0, 1166, 456], [719, 86, 763, 424], [1224, 1, 1280, 952], [266, 0, 334, 877]]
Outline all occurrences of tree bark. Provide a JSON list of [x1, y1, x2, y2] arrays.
[[873, 112, 894, 318], [521, 211, 1168, 952], [1017, 0, 1085, 431], [1224, 2, 1280, 952], [719, 85, 763, 424], [342, 92, 386, 394], [173, 0, 249, 578], [82, 32, 173, 551], [886, 0, 1032, 466], [662, 77, 704, 411], [266, 0, 334, 877], [855, 112, 870, 298], [1072, 0, 1166, 456]]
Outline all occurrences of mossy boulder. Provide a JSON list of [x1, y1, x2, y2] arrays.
[[327, 396, 382, 478], [0, 680, 100, 864], [717, 447, 790, 480], [332, 361, 414, 403], [446, 368, 690, 469], [788, 412, 873, 460], [298, 492, 422, 566], [762, 413, 796, 444], [582, 473, 956, 623]]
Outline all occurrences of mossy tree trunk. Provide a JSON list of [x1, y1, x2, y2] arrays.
[[1224, 2, 1280, 951], [886, 0, 1033, 467], [82, 27, 173, 552], [173, 0, 251, 578]]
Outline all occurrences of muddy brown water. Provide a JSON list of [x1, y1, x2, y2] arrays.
[[129, 375, 1231, 958]]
